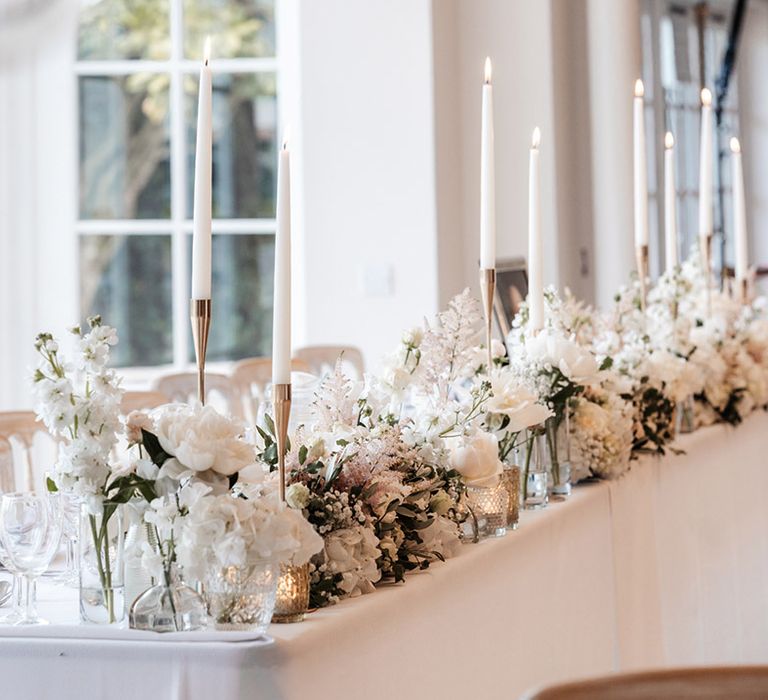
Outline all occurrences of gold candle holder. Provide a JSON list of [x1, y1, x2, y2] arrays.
[[479, 267, 496, 373], [273, 382, 291, 503], [635, 244, 649, 311], [738, 277, 749, 306], [272, 562, 310, 623], [190, 299, 212, 405]]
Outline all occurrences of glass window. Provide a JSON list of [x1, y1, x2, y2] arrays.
[[76, 0, 277, 368]]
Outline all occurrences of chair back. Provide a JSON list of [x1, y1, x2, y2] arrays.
[[0, 411, 52, 492], [120, 390, 169, 415], [231, 357, 312, 424], [294, 345, 364, 379], [152, 372, 242, 418], [521, 666, 768, 700]]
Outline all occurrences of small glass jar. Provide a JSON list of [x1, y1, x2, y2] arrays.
[[545, 413, 572, 498], [206, 561, 278, 632], [461, 478, 508, 541], [522, 429, 548, 510], [272, 562, 310, 624], [500, 465, 521, 530], [129, 565, 208, 633], [676, 395, 696, 435]]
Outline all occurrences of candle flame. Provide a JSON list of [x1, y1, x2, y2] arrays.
[[281, 126, 290, 151], [203, 36, 211, 65], [634, 79, 644, 98], [665, 131, 674, 149], [701, 87, 712, 107], [531, 127, 541, 149], [730, 136, 741, 154], [484, 57, 492, 84]]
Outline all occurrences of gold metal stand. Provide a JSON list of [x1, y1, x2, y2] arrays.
[[273, 382, 292, 503], [635, 244, 649, 312], [479, 267, 496, 373], [190, 299, 212, 404], [738, 277, 749, 306]]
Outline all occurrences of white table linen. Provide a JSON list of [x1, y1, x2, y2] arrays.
[[1, 414, 767, 699]]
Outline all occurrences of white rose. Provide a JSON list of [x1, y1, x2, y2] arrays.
[[285, 482, 311, 510], [448, 430, 503, 485]]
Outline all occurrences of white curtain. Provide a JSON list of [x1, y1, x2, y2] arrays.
[[0, 0, 78, 410]]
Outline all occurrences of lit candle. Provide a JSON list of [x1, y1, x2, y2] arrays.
[[698, 88, 713, 254], [730, 137, 748, 285], [480, 57, 495, 269], [528, 127, 544, 332], [664, 132, 678, 272], [191, 37, 213, 300], [272, 135, 291, 385], [633, 79, 648, 248]]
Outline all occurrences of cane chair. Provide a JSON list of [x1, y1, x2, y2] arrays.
[[293, 345, 365, 380], [0, 411, 52, 492], [231, 357, 312, 424], [521, 665, 768, 700], [152, 372, 242, 418]]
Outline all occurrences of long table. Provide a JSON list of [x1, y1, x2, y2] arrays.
[[2, 413, 767, 699]]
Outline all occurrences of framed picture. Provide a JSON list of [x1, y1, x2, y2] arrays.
[[493, 258, 528, 338]]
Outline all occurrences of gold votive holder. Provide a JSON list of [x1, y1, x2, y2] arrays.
[[500, 466, 521, 530], [271, 562, 310, 623], [462, 479, 508, 541]]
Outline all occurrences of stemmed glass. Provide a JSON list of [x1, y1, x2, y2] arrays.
[[47, 489, 80, 587], [0, 492, 62, 625], [0, 536, 23, 624]]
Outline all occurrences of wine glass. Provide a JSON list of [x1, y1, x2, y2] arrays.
[[0, 493, 62, 625], [0, 534, 23, 624]]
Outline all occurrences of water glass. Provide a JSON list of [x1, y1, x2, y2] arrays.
[[0, 492, 63, 625]]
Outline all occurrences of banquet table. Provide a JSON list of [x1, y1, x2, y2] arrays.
[[2, 412, 768, 700]]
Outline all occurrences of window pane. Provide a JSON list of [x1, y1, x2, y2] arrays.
[[80, 75, 171, 219], [185, 73, 276, 219], [80, 235, 173, 367], [186, 233, 274, 362], [184, 0, 275, 59], [78, 0, 171, 60]]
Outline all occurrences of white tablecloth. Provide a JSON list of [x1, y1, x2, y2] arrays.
[[2, 413, 768, 699]]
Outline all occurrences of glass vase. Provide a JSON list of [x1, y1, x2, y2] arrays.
[[460, 478, 508, 541], [545, 413, 572, 497], [676, 395, 696, 435], [206, 561, 279, 632], [272, 562, 310, 623], [522, 429, 548, 510], [129, 564, 208, 633], [79, 504, 125, 625], [500, 465, 521, 530]]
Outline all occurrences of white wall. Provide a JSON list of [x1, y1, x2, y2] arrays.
[[738, 0, 768, 283], [292, 0, 439, 371]]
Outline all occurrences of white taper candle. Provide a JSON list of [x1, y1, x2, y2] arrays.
[[191, 37, 213, 300], [528, 127, 544, 332], [633, 79, 648, 248], [272, 136, 292, 385], [664, 132, 678, 272], [480, 57, 495, 269]]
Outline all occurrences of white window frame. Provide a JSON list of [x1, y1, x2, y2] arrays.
[[74, 0, 280, 379]]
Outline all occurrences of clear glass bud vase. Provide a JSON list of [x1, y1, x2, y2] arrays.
[[522, 428, 548, 510], [129, 564, 208, 633], [545, 413, 572, 497], [676, 395, 696, 435], [79, 503, 125, 625]]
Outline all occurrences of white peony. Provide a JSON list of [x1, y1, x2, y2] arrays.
[[447, 430, 503, 485], [486, 373, 553, 431], [152, 403, 255, 477], [525, 330, 600, 386]]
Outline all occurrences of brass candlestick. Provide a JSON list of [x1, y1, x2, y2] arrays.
[[479, 267, 496, 373], [701, 233, 713, 316], [273, 382, 292, 503], [635, 244, 649, 311], [190, 299, 212, 404]]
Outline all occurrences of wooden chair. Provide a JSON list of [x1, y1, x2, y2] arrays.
[[0, 411, 51, 492], [521, 666, 768, 700], [231, 357, 312, 424], [293, 345, 365, 379], [151, 372, 242, 418], [120, 390, 169, 415]]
